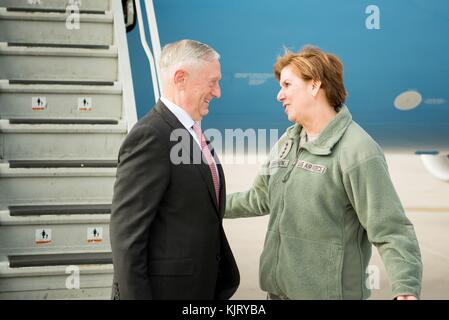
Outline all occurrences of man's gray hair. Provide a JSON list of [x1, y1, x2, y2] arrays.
[[160, 39, 220, 77]]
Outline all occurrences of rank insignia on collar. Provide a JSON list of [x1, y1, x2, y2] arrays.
[[279, 139, 293, 159]]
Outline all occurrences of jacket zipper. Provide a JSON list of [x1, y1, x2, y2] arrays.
[[282, 148, 303, 183], [274, 143, 303, 297]]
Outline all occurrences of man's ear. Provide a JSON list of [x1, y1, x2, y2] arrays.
[[174, 69, 187, 89]]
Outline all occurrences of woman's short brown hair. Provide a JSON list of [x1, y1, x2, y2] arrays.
[[274, 45, 347, 111]]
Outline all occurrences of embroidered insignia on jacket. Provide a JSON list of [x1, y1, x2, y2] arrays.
[[269, 159, 290, 168], [279, 139, 293, 159], [295, 160, 327, 174]]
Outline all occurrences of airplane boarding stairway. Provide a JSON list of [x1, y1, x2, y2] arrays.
[[0, 0, 137, 299]]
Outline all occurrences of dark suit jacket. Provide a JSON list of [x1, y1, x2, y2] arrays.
[[110, 100, 240, 299]]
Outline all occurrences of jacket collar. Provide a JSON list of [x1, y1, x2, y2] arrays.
[[154, 100, 222, 213], [154, 99, 184, 130], [286, 104, 352, 155]]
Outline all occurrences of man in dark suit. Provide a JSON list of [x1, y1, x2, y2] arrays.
[[110, 39, 240, 299]]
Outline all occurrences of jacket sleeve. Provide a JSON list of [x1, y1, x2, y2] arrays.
[[110, 124, 170, 299], [342, 154, 423, 298], [225, 163, 270, 219]]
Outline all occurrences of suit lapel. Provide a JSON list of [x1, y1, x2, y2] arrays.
[[216, 162, 226, 218], [155, 101, 220, 213]]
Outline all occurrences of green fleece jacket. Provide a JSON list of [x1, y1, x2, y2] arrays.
[[226, 105, 422, 299]]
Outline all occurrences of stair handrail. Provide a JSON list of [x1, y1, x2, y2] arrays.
[[112, 0, 138, 130], [135, 0, 161, 104], [144, 0, 163, 95]]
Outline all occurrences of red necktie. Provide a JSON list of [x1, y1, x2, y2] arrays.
[[192, 123, 220, 205]]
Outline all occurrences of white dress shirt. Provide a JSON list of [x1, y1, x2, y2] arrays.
[[161, 96, 199, 146], [160, 97, 219, 184]]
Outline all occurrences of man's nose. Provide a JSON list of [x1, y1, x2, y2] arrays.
[[212, 83, 221, 99]]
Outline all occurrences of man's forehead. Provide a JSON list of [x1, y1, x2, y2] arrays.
[[209, 71, 222, 79], [204, 61, 221, 78]]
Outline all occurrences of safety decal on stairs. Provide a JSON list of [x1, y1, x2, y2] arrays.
[[78, 97, 93, 111], [32, 97, 47, 111], [35, 228, 52, 244], [87, 227, 103, 243]]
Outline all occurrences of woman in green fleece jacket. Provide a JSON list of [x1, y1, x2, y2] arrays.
[[225, 46, 422, 300]]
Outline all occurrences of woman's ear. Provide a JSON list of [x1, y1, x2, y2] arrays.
[[311, 80, 322, 97]]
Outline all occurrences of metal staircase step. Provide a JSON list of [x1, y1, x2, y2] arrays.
[[8, 79, 115, 86], [0, 163, 119, 175], [1, 203, 112, 222], [0, 166, 116, 210], [1, 202, 112, 222], [5, 7, 105, 14], [0, 210, 111, 255], [8, 252, 112, 268], [0, 118, 126, 131], [8, 204, 111, 216], [0, 251, 113, 299], [0, 119, 126, 161], [8, 42, 110, 49], [0, 0, 110, 11], [9, 118, 119, 125], [0, 80, 122, 119], [8, 160, 117, 169], [0, 8, 113, 45], [0, 44, 118, 82], [0, 257, 113, 299], [9, 79, 115, 86]]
